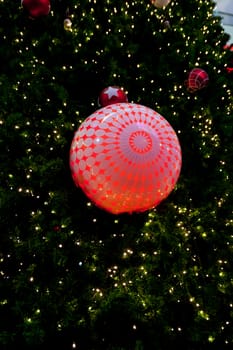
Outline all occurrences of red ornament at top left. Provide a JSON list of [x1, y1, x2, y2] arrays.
[[22, 0, 51, 18], [98, 86, 128, 107]]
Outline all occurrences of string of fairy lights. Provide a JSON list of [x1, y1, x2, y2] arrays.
[[0, 0, 233, 348]]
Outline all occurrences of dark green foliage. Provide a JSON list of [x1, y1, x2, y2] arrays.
[[0, 0, 233, 349]]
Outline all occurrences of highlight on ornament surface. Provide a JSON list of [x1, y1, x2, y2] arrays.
[[186, 68, 209, 93], [98, 86, 128, 107], [150, 0, 171, 9], [70, 103, 182, 215], [21, 0, 51, 18]]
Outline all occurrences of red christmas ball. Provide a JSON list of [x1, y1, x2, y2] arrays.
[[70, 103, 182, 215], [187, 68, 209, 92], [22, 0, 51, 18], [223, 45, 233, 74], [98, 86, 128, 107], [226, 67, 233, 74]]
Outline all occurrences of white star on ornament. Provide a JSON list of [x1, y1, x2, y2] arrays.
[[105, 86, 119, 98]]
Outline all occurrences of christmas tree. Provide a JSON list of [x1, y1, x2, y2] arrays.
[[0, 0, 233, 349]]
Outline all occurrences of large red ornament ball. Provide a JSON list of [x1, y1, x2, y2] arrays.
[[70, 103, 182, 215], [187, 68, 209, 92], [151, 0, 171, 8], [98, 86, 128, 107], [22, 0, 51, 18]]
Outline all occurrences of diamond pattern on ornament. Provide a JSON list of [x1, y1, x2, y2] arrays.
[[70, 103, 182, 214]]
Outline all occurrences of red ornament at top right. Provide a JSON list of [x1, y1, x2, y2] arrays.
[[186, 68, 209, 93], [223, 44, 233, 74]]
